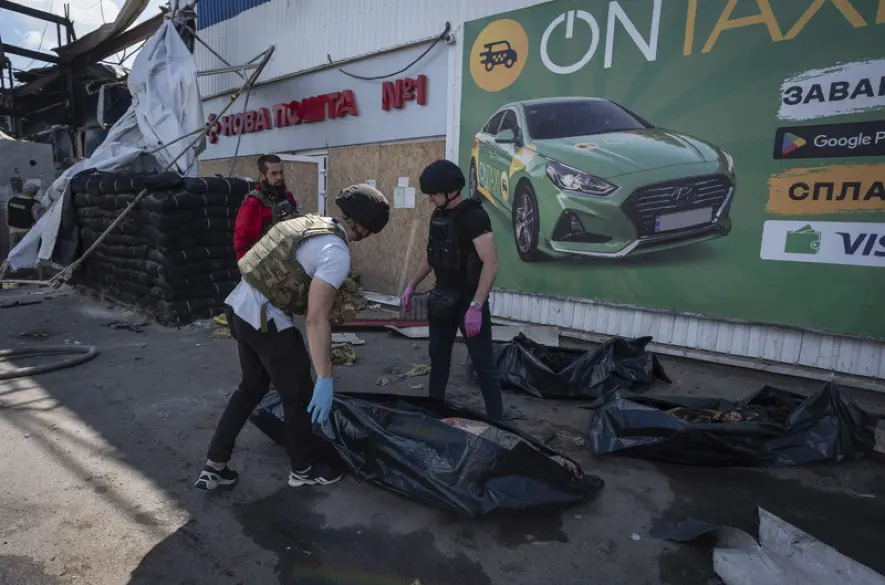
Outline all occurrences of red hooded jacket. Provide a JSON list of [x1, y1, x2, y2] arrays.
[[233, 188, 297, 259]]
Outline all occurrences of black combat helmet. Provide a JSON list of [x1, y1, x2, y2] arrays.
[[335, 184, 390, 234], [419, 159, 466, 195]]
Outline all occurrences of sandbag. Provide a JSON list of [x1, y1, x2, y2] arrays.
[[250, 392, 605, 518], [586, 382, 878, 467], [467, 333, 671, 399], [148, 246, 235, 267], [155, 269, 240, 290], [139, 190, 246, 212], [149, 281, 236, 302], [181, 176, 252, 198]]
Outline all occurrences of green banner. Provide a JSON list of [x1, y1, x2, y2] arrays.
[[458, 0, 885, 339]]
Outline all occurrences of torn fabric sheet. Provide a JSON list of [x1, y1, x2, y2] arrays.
[[6, 19, 204, 273]]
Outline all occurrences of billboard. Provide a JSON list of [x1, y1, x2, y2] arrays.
[[457, 0, 885, 339]]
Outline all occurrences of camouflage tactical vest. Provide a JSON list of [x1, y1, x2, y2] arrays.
[[248, 186, 298, 233], [238, 214, 349, 321]]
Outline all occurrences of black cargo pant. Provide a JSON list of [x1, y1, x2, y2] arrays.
[[206, 313, 317, 471], [428, 301, 504, 419]]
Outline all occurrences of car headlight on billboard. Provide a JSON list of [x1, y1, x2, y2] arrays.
[[723, 151, 735, 176], [545, 161, 617, 197]]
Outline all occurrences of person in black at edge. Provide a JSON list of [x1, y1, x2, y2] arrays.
[[400, 159, 503, 419]]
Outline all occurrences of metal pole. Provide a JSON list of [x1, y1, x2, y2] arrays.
[[185, 26, 246, 80], [197, 63, 259, 77]]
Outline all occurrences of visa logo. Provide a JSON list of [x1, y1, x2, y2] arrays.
[[839, 232, 885, 257]]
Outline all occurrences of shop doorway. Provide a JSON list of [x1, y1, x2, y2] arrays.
[[279, 153, 326, 215]]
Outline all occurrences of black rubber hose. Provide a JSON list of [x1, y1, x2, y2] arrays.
[[0, 345, 99, 380]]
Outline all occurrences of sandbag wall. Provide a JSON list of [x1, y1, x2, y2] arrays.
[[70, 170, 253, 325]]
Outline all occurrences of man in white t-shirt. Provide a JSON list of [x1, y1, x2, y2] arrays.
[[195, 185, 390, 491]]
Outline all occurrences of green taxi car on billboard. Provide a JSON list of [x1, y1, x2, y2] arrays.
[[468, 97, 737, 262]]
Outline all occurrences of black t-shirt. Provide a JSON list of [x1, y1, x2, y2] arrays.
[[431, 199, 492, 295]]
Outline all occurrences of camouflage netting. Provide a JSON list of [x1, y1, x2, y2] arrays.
[[70, 170, 253, 325]]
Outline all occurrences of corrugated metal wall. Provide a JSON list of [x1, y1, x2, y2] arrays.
[[193, 0, 551, 97], [488, 292, 885, 383], [196, 0, 272, 30]]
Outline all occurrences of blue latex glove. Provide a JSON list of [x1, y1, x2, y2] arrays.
[[307, 377, 334, 424]]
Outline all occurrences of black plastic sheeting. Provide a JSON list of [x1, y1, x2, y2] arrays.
[[467, 333, 671, 399], [250, 391, 605, 518], [586, 383, 878, 467]]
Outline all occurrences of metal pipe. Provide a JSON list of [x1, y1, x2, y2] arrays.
[[197, 63, 260, 77], [185, 26, 246, 80]]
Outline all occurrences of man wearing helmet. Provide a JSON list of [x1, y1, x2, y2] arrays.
[[195, 184, 390, 491], [400, 160, 504, 420]]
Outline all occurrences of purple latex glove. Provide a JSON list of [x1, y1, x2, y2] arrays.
[[401, 283, 416, 311], [464, 305, 483, 337]]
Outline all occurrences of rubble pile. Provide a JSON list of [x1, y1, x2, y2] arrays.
[[71, 171, 252, 325]]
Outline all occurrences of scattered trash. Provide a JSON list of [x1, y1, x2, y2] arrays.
[[410, 384, 424, 390], [331, 344, 357, 366], [190, 320, 211, 328], [106, 320, 150, 333], [211, 327, 232, 339], [412, 343, 420, 350], [213, 313, 228, 326], [0, 299, 43, 309], [401, 364, 430, 378], [368, 303, 381, 311], [466, 333, 670, 399], [587, 382, 878, 467], [20, 331, 52, 340], [250, 392, 605, 518], [651, 508, 885, 585], [331, 333, 365, 346], [375, 376, 390, 386], [631, 533, 641, 541]]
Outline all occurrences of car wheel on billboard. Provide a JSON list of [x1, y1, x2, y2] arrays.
[[469, 159, 482, 203], [512, 182, 543, 262]]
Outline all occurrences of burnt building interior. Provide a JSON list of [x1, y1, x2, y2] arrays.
[[0, 1, 194, 173]]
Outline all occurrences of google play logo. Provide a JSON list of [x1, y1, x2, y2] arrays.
[[782, 132, 807, 155]]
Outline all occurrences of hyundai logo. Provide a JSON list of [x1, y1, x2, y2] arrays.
[[671, 186, 697, 202]]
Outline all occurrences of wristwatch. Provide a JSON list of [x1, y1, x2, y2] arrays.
[[469, 301, 482, 310]]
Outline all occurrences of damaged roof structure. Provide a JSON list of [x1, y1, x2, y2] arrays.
[[0, 0, 190, 166]]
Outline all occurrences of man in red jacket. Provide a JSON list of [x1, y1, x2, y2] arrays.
[[234, 154, 299, 260]]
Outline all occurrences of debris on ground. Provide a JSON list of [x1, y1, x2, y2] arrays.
[[375, 376, 390, 386], [467, 333, 670, 399], [651, 508, 885, 585], [587, 382, 878, 467], [211, 327, 232, 339], [213, 313, 228, 326], [0, 299, 43, 309], [331, 332, 365, 346], [401, 364, 430, 377], [20, 331, 53, 340], [250, 392, 604, 518], [106, 320, 150, 333], [331, 344, 357, 366]]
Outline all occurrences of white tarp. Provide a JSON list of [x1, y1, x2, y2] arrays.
[[6, 18, 205, 272]]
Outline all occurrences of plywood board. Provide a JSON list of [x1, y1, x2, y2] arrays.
[[327, 140, 444, 296]]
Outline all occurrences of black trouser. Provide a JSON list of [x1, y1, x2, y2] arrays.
[[428, 301, 504, 419], [206, 313, 316, 471]]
